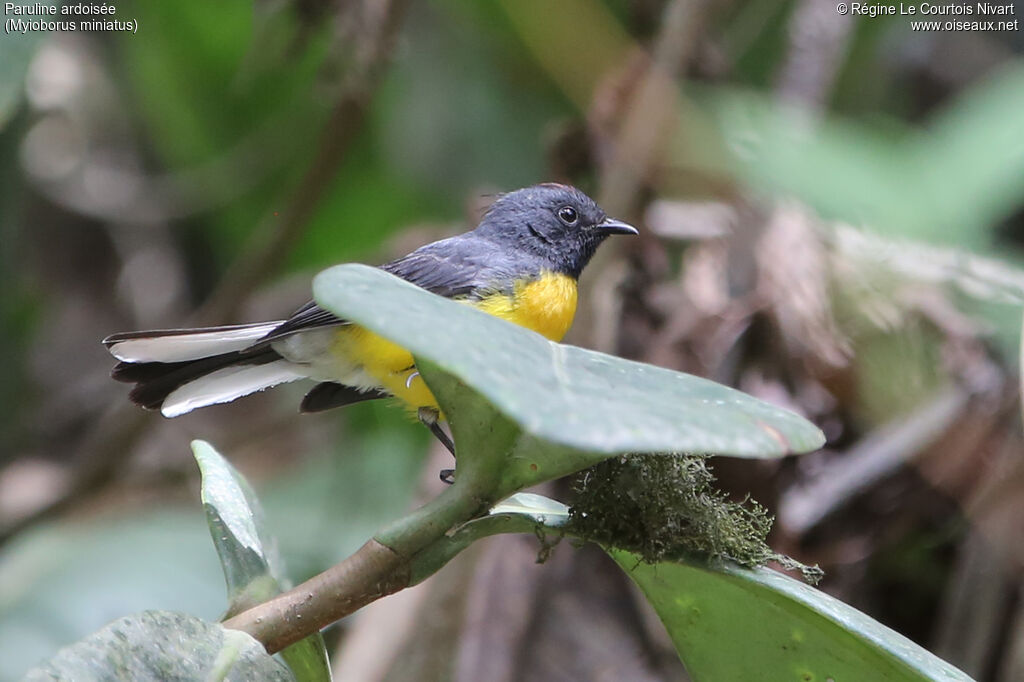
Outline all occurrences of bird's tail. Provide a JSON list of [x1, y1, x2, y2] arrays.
[[103, 322, 307, 417]]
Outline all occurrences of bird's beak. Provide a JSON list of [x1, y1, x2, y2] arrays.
[[594, 217, 639, 236]]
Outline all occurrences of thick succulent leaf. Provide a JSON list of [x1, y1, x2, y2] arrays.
[[193, 440, 286, 615], [23, 610, 293, 681], [313, 264, 824, 458], [610, 550, 972, 682], [193, 440, 331, 682]]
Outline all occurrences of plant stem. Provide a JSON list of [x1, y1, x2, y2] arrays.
[[408, 515, 541, 585], [222, 539, 408, 654]]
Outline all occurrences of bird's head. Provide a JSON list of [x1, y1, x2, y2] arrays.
[[475, 184, 638, 278]]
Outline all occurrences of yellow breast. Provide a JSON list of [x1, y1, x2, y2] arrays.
[[474, 271, 578, 343], [331, 271, 578, 412]]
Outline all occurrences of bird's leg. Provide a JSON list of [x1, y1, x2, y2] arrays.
[[416, 407, 453, 453], [417, 406, 456, 484]]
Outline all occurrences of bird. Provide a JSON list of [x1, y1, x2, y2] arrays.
[[104, 184, 637, 454]]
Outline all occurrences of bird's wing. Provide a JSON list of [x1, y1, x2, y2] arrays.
[[260, 299, 341, 341], [381, 236, 512, 299], [258, 236, 519, 345]]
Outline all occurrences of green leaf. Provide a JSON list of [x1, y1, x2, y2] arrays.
[[313, 264, 825, 463], [24, 610, 293, 681], [193, 440, 331, 682], [193, 440, 286, 616], [710, 64, 1024, 247], [610, 551, 972, 682]]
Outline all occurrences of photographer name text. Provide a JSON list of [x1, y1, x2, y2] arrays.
[[835, 2, 1017, 29]]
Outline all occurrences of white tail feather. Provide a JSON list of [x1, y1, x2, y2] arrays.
[[162, 360, 307, 417], [108, 322, 284, 363]]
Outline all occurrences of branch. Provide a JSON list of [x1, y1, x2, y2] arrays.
[[222, 539, 408, 654]]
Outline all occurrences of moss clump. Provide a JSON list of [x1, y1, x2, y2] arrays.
[[568, 454, 822, 584]]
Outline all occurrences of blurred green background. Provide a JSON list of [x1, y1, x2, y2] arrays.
[[1, 0, 1023, 680]]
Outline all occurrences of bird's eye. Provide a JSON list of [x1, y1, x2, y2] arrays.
[[557, 206, 579, 225]]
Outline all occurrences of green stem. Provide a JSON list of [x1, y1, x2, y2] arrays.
[[373, 465, 495, 556], [407, 515, 543, 584]]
